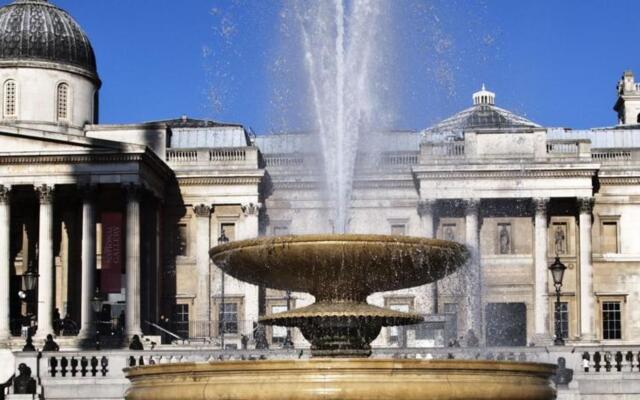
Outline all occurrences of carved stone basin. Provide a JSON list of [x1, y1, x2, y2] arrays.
[[210, 234, 468, 357], [125, 359, 556, 400]]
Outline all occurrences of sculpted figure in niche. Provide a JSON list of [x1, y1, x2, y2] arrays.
[[555, 225, 566, 255], [499, 224, 511, 254], [444, 226, 455, 242]]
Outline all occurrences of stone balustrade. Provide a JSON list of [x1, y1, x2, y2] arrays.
[[166, 147, 257, 167], [7, 346, 640, 399]]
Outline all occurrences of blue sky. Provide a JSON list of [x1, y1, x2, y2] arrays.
[[50, 0, 640, 132]]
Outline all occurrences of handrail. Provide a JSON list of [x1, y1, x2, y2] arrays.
[[144, 321, 182, 340]]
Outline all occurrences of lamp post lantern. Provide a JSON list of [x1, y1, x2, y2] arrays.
[[217, 230, 229, 350], [549, 257, 567, 346]]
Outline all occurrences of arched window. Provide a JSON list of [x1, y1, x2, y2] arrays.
[[3, 80, 16, 118], [56, 83, 69, 121]]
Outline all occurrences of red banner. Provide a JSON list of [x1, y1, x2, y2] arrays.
[[101, 212, 123, 293]]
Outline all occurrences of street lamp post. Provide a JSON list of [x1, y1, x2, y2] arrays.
[[549, 257, 567, 346], [217, 230, 229, 350], [283, 290, 294, 349], [19, 265, 38, 342], [90, 288, 103, 334]]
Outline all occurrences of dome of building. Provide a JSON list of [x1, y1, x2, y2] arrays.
[[0, 0, 97, 78], [424, 85, 540, 139]]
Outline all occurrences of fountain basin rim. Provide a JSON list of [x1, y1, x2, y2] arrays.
[[210, 233, 464, 257], [125, 358, 557, 377], [259, 302, 423, 327], [208, 234, 469, 294]]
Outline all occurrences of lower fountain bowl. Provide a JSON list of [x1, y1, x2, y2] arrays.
[[125, 359, 556, 400]]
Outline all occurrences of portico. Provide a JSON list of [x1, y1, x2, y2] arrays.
[[0, 126, 173, 344]]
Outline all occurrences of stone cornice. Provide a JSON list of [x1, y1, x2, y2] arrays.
[[353, 180, 416, 189], [413, 169, 596, 180], [178, 176, 262, 186], [0, 149, 173, 180], [599, 177, 640, 185], [0, 152, 143, 165]]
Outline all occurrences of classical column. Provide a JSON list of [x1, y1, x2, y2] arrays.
[[125, 185, 142, 337], [78, 186, 97, 338], [193, 204, 211, 333], [418, 200, 437, 314], [241, 203, 261, 336], [578, 197, 595, 340], [0, 186, 10, 341], [533, 198, 550, 339], [35, 184, 55, 339], [464, 199, 482, 336]]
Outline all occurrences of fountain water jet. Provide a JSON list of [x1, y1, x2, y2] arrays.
[[294, 1, 388, 233]]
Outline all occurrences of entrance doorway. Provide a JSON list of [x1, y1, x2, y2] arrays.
[[485, 303, 527, 347]]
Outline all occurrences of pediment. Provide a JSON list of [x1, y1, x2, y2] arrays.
[[0, 127, 142, 155]]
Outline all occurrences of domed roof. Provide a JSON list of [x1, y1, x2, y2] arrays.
[[0, 0, 97, 78], [424, 85, 540, 139]]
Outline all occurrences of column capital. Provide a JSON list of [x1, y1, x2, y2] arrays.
[[242, 202, 261, 216], [193, 204, 211, 218], [79, 184, 98, 202], [36, 184, 54, 205], [532, 197, 549, 215], [0, 185, 10, 204], [578, 197, 595, 214], [124, 183, 143, 200], [462, 198, 480, 215], [417, 199, 436, 217]]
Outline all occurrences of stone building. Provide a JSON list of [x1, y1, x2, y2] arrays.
[[0, 0, 640, 355]]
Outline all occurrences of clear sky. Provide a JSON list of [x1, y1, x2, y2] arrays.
[[49, 0, 640, 133]]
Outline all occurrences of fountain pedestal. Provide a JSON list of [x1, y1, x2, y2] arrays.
[[125, 234, 556, 400]]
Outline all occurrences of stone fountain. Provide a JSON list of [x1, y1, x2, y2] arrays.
[[125, 234, 556, 400]]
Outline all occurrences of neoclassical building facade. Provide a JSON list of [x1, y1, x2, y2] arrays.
[[1, 0, 640, 352]]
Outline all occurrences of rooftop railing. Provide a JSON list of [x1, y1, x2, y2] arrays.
[[421, 142, 466, 159], [166, 147, 256, 166]]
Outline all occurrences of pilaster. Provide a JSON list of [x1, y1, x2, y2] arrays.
[[578, 197, 595, 341], [533, 198, 551, 342], [193, 204, 212, 329]]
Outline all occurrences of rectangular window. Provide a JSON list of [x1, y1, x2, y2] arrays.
[[173, 304, 189, 338], [602, 301, 622, 340], [221, 223, 236, 241], [4, 81, 16, 117], [554, 302, 569, 339], [273, 226, 289, 236], [388, 303, 410, 344], [271, 305, 288, 344], [601, 220, 619, 254], [443, 303, 458, 342], [219, 303, 238, 334], [391, 224, 406, 236]]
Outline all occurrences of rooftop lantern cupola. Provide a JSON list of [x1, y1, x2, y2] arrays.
[[473, 84, 495, 106]]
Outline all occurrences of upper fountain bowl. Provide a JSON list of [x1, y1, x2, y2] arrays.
[[210, 234, 469, 302]]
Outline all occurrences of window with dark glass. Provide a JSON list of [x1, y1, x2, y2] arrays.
[[173, 304, 189, 338], [219, 303, 238, 334], [554, 302, 569, 339], [602, 301, 622, 340]]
